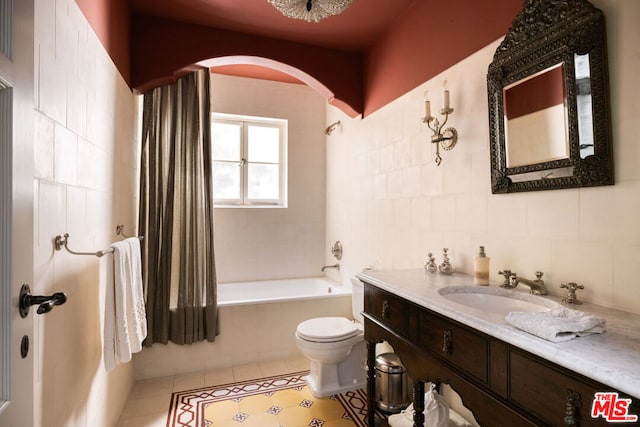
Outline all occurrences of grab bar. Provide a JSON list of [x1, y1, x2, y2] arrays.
[[54, 225, 143, 258]]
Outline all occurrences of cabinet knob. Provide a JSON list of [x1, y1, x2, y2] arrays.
[[442, 330, 452, 356], [382, 300, 390, 319], [564, 390, 582, 425]]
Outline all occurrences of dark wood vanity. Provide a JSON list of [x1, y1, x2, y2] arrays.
[[362, 281, 639, 426]]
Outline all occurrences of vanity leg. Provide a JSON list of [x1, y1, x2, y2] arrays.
[[366, 340, 377, 427], [413, 380, 425, 427]]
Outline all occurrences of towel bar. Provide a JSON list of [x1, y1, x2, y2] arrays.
[[54, 226, 143, 258]]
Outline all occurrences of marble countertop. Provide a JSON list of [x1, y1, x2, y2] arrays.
[[356, 268, 640, 399]]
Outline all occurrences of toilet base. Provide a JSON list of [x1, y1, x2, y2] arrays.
[[304, 340, 367, 398]]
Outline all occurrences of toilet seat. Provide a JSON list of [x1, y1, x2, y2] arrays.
[[296, 317, 361, 343]]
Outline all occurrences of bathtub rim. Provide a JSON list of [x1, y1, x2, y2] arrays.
[[217, 276, 352, 308]]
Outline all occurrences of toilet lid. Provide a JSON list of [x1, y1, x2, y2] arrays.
[[297, 317, 361, 342]]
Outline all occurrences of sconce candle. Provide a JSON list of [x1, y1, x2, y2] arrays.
[[424, 100, 431, 118], [422, 89, 458, 166]]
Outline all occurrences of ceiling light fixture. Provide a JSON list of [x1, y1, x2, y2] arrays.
[[267, 0, 353, 23]]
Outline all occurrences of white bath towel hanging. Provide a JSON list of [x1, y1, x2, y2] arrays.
[[506, 306, 606, 343], [125, 237, 147, 351], [104, 238, 147, 371]]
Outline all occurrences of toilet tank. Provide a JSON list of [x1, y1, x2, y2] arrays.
[[350, 277, 365, 323]]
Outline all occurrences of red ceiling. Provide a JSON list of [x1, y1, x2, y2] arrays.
[[127, 0, 417, 51], [75, 0, 522, 116], [125, 0, 417, 92]]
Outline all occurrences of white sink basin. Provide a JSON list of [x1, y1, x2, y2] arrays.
[[438, 286, 560, 316]]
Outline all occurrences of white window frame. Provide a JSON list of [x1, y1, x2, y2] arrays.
[[211, 113, 288, 208]]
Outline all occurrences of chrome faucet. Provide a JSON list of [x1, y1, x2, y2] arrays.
[[321, 263, 340, 272], [512, 272, 547, 295], [498, 270, 548, 295]]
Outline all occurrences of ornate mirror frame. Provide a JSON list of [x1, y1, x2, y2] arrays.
[[487, 0, 613, 193]]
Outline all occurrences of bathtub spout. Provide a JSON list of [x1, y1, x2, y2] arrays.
[[321, 263, 340, 272]]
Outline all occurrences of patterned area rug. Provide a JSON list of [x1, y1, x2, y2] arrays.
[[167, 371, 369, 427]]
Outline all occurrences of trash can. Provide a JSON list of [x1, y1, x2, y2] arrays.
[[375, 352, 411, 413]]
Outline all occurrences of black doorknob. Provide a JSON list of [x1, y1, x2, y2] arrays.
[[19, 284, 67, 318]]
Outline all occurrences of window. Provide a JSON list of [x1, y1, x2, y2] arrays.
[[211, 113, 287, 207]]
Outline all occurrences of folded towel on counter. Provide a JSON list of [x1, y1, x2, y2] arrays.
[[104, 238, 147, 371], [506, 306, 606, 343]]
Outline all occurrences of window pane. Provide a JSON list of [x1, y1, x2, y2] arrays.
[[212, 122, 241, 161], [213, 161, 241, 200], [247, 164, 279, 200], [247, 125, 280, 163]]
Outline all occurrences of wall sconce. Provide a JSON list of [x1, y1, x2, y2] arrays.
[[422, 90, 458, 165]]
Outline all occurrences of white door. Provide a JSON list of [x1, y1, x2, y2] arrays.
[[0, 0, 35, 425]]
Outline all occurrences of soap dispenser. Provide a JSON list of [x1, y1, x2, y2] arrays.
[[474, 246, 490, 285]]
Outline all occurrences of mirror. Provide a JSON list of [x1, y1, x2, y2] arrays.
[[504, 63, 568, 168], [487, 0, 613, 193]]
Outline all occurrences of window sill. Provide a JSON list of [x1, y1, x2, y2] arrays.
[[214, 204, 287, 209]]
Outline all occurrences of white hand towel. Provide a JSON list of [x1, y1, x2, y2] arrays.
[[105, 240, 129, 371], [124, 237, 146, 353], [104, 239, 147, 371], [506, 306, 606, 343]]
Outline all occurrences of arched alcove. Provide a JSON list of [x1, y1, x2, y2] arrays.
[[130, 14, 362, 118], [198, 56, 357, 117]]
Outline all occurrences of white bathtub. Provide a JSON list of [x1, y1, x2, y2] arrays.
[[218, 277, 351, 307], [134, 276, 353, 379]]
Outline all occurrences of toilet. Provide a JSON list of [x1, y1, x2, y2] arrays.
[[295, 277, 367, 398]]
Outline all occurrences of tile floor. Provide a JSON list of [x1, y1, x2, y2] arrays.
[[117, 356, 310, 427]]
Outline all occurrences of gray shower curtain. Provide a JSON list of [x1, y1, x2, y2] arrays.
[[139, 69, 217, 345]]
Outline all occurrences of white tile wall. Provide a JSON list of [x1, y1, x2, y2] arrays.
[[325, 0, 640, 315], [210, 74, 327, 283], [33, 0, 138, 426]]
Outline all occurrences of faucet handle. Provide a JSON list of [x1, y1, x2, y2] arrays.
[[425, 253, 437, 273], [498, 270, 513, 288], [498, 270, 515, 279], [535, 271, 544, 281], [438, 248, 454, 274], [560, 282, 584, 291], [561, 282, 584, 304]]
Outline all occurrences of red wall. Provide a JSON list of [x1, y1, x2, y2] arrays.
[[364, 0, 522, 116], [130, 14, 364, 116]]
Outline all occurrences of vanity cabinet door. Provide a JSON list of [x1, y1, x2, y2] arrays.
[[416, 310, 489, 384], [364, 285, 410, 337], [509, 349, 631, 426]]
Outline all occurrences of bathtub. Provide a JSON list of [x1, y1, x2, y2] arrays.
[[134, 276, 353, 379], [218, 276, 351, 306]]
